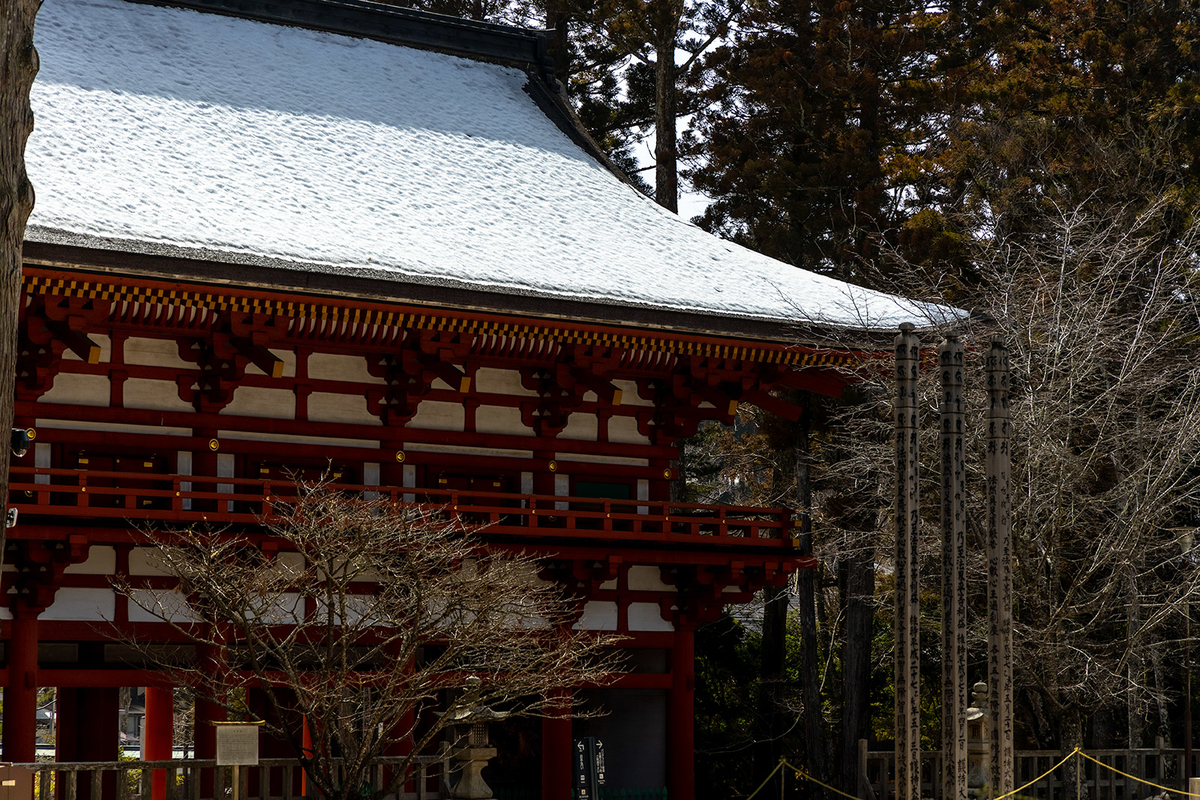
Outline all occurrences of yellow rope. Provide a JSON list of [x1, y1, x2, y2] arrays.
[[742, 759, 784, 800], [751, 746, 1200, 800], [783, 758, 864, 800], [1078, 750, 1200, 798], [988, 748, 1080, 800]]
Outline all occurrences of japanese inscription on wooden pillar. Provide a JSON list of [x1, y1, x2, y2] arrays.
[[940, 335, 968, 800], [986, 339, 1014, 794], [894, 323, 921, 800]]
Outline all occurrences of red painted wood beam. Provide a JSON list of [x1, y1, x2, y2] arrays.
[[741, 389, 803, 422]]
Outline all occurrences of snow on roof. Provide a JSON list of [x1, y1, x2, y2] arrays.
[[26, 0, 945, 334]]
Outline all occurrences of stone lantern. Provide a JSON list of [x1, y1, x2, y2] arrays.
[[444, 678, 509, 800], [966, 682, 990, 795]]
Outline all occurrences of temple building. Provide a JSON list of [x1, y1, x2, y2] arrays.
[[11, 0, 931, 796]]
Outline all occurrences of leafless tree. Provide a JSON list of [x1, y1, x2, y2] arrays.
[[115, 482, 618, 800], [825, 199, 1200, 761], [1, 0, 40, 562]]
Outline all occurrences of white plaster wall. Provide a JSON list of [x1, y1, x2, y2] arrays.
[[554, 473, 569, 511], [628, 602, 673, 632], [609, 416, 650, 445], [221, 387, 297, 419], [408, 401, 464, 431], [42, 587, 116, 621], [38, 373, 109, 406], [560, 414, 599, 441], [573, 601, 618, 631], [614, 379, 653, 407], [125, 337, 192, 369], [178, 450, 192, 510], [34, 442, 50, 485], [476, 406, 532, 436], [63, 545, 116, 575], [474, 368, 538, 396], [250, 592, 304, 625], [128, 589, 195, 623], [628, 566, 676, 592], [310, 353, 381, 383], [62, 333, 112, 363], [129, 547, 170, 576], [124, 378, 194, 412], [308, 392, 380, 426]]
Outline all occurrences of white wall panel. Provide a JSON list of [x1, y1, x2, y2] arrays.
[[221, 387, 296, 419], [42, 588, 115, 621], [308, 392, 380, 425], [628, 602, 674, 631], [39, 373, 109, 406], [124, 378, 194, 412], [573, 601, 618, 631], [628, 566, 675, 592], [125, 337, 192, 369], [64, 545, 117, 575]]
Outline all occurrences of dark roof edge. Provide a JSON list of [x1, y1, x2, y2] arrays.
[[22, 239, 904, 352], [126, 0, 558, 81], [522, 79, 643, 190]]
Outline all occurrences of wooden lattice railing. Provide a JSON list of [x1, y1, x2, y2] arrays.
[[8, 467, 793, 548]]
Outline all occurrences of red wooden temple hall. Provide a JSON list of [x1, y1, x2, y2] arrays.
[[12, 0, 932, 796]]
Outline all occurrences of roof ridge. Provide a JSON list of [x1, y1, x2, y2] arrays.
[[125, 0, 558, 81]]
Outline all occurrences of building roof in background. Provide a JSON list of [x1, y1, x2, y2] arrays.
[[25, 0, 946, 340]]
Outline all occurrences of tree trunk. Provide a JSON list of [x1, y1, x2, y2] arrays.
[[840, 536, 875, 796], [754, 582, 787, 786], [653, 24, 678, 212], [545, 0, 570, 89], [0, 0, 40, 566], [796, 409, 828, 782]]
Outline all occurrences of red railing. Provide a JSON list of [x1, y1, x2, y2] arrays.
[[8, 466, 793, 547]]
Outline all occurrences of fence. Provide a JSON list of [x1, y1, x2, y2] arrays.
[[861, 745, 1194, 800], [20, 755, 451, 800]]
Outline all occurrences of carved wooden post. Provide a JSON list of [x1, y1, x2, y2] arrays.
[[986, 339, 1014, 795], [940, 335, 968, 800], [894, 323, 921, 800]]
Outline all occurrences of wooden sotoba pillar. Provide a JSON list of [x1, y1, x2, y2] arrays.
[[894, 323, 921, 800], [541, 689, 572, 799], [3, 610, 39, 762], [668, 624, 696, 800], [145, 686, 174, 800], [940, 335, 968, 800], [986, 339, 1014, 794]]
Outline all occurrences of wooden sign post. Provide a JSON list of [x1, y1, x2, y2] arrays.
[[986, 340, 1014, 795], [894, 323, 921, 800], [215, 721, 265, 800], [940, 335, 968, 800]]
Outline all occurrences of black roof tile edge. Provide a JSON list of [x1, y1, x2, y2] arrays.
[[125, 0, 557, 80]]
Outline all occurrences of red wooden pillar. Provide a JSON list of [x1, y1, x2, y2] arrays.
[[541, 690, 572, 800], [57, 687, 119, 800], [195, 642, 226, 798], [4, 610, 39, 762], [145, 686, 174, 800], [668, 625, 696, 800]]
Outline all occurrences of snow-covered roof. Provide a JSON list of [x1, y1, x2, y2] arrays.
[[26, 0, 944, 337]]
